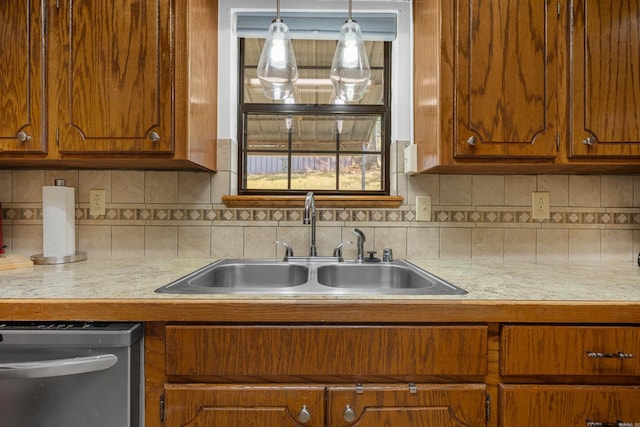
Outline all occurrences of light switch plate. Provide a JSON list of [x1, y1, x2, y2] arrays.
[[415, 195, 431, 222]]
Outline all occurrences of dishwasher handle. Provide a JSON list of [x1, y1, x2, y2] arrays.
[[0, 354, 118, 379]]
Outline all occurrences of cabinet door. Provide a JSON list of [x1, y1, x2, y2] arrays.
[[56, 0, 172, 153], [454, 0, 558, 159], [500, 385, 640, 426], [326, 384, 486, 427], [163, 384, 325, 427], [570, 0, 640, 158], [0, 0, 46, 154]]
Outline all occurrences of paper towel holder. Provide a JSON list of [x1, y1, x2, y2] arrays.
[[31, 178, 87, 265]]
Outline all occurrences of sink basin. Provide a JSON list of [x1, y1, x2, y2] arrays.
[[317, 263, 462, 293], [157, 261, 309, 294], [155, 259, 467, 295]]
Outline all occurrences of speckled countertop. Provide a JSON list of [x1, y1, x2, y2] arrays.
[[0, 257, 638, 301]]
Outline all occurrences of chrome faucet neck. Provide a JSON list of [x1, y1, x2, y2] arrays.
[[351, 227, 366, 263], [304, 192, 318, 256]]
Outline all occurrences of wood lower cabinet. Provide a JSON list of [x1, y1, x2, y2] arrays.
[[500, 325, 640, 426], [148, 322, 640, 426], [157, 324, 489, 427]]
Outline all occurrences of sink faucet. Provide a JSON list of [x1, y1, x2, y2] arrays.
[[303, 192, 318, 256], [351, 228, 366, 263]]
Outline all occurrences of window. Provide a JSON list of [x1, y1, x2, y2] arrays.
[[238, 37, 391, 195]]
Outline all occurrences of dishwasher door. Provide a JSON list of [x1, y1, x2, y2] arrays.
[[0, 322, 143, 427]]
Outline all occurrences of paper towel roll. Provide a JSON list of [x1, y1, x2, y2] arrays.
[[43, 182, 76, 257]]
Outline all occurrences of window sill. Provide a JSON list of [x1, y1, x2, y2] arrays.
[[222, 195, 403, 209]]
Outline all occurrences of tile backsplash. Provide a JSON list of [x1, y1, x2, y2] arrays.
[[2, 159, 640, 263]]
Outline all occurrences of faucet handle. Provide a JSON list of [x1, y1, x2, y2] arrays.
[[274, 241, 294, 260], [332, 241, 352, 259]]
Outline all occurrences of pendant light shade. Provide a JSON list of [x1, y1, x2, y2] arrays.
[[330, 1, 371, 102], [257, 1, 298, 100]]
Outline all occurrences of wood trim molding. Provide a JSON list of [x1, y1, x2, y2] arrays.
[[222, 195, 404, 208]]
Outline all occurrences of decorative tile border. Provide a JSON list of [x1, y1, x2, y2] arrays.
[[4, 206, 640, 226]]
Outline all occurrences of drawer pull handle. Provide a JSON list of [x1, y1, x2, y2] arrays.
[[466, 135, 478, 146], [582, 135, 598, 146], [586, 351, 634, 359], [586, 419, 635, 427]]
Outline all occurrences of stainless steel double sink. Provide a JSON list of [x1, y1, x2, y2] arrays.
[[155, 259, 468, 296]]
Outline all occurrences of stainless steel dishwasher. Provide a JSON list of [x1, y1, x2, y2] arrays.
[[0, 322, 143, 427]]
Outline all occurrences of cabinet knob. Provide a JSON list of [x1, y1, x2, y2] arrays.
[[298, 405, 311, 423], [343, 405, 357, 423], [466, 135, 478, 146], [16, 131, 32, 142], [148, 131, 161, 142], [582, 135, 597, 146]]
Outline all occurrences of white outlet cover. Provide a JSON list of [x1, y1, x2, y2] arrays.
[[89, 189, 106, 216]]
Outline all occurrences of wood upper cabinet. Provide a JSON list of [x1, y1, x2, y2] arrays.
[[326, 384, 487, 427], [414, 0, 640, 172], [569, 0, 640, 158], [0, 0, 47, 154], [0, 0, 217, 170], [453, 0, 559, 160], [55, 0, 172, 154]]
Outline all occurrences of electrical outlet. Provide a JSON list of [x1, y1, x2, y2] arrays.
[[90, 189, 106, 216], [415, 195, 432, 222], [532, 191, 550, 220]]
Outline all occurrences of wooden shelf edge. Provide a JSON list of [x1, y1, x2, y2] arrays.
[[222, 195, 404, 208]]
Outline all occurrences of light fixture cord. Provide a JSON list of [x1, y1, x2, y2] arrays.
[[276, 0, 281, 21], [347, 0, 353, 22]]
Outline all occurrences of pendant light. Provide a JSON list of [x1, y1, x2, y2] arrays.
[[330, 0, 371, 102], [257, 0, 298, 100]]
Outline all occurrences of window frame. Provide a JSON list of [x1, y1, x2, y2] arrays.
[[237, 38, 392, 196]]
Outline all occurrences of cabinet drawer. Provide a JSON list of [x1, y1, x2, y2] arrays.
[[500, 385, 640, 426], [166, 325, 487, 379], [501, 325, 640, 376]]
